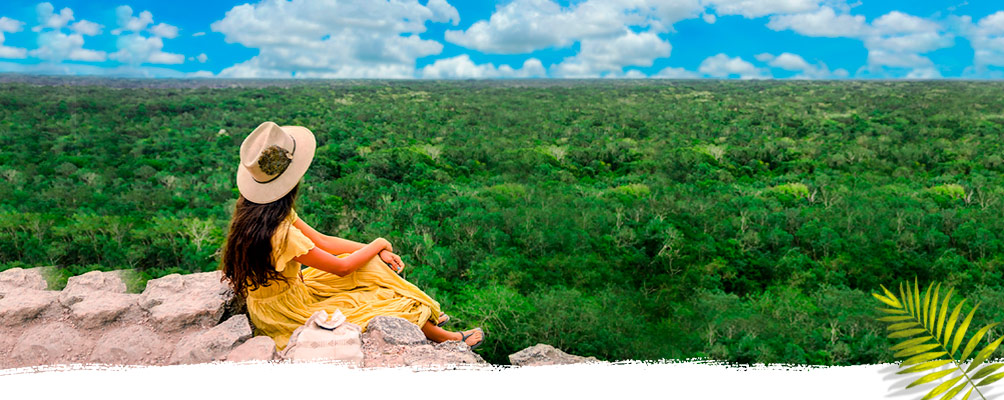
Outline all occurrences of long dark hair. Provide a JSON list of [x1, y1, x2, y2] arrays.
[[220, 183, 299, 298]]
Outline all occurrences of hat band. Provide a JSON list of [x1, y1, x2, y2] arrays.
[[252, 135, 297, 184]]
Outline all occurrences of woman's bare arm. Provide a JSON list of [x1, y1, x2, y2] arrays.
[[293, 216, 368, 255], [294, 237, 391, 277]]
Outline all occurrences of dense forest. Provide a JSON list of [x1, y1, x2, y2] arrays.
[[2, 79, 1004, 365]]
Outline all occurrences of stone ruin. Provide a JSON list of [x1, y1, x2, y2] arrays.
[[0, 267, 595, 370]]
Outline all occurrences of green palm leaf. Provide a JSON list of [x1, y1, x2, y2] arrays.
[[874, 279, 1004, 400]]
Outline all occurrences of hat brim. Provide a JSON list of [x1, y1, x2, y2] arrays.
[[236, 125, 316, 204]]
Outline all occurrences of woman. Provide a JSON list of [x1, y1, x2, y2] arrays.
[[220, 121, 484, 352]]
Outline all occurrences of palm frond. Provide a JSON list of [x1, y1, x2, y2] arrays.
[[873, 280, 1004, 400]]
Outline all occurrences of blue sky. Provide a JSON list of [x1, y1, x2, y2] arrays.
[[0, 0, 1002, 79]]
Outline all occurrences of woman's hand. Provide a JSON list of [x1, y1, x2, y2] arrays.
[[379, 250, 405, 274], [373, 237, 393, 252]]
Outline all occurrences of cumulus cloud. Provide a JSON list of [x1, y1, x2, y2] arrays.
[[0, 59, 188, 78], [755, 52, 847, 78], [767, 6, 868, 37], [112, 6, 154, 35], [959, 12, 1004, 71], [698, 53, 769, 79], [32, 2, 74, 32], [707, 0, 821, 19], [30, 31, 105, 61], [69, 20, 101, 36], [421, 54, 544, 78], [652, 66, 699, 78], [109, 6, 184, 65], [444, 0, 652, 54], [211, 0, 459, 78], [768, 7, 951, 77], [551, 29, 672, 77], [0, 17, 27, 59], [110, 35, 184, 65], [28, 4, 105, 62]]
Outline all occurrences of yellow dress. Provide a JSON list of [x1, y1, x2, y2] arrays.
[[245, 209, 443, 351]]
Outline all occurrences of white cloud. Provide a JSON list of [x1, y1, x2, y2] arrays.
[[862, 12, 952, 74], [112, 6, 153, 35], [196, 53, 208, 63], [427, 0, 460, 25], [767, 6, 868, 37], [27, 4, 106, 62], [150, 23, 179, 39], [110, 35, 184, 65], [420, 54, 544, 78], [192, 31, 206, 37], [768, 7, 951, 77], [551, 29, 672, 77], [872, 11, 940, 35], [960, 12, 1004, 70], [707, 0, 820, 19], [765, 52, 811, 70], [187, 70, 214, 78], [32, 2, 73, 32], [702, 13, 717, 24], [69, 20, 101, 36], [0, 17, 23, 33], [444, 0, 701, 54], [652, 66, 699, 78], [29, 31, 106, 61], [0, 59, 187, 77], [755, 52, 845, 78], [445, 0, 632, 54], [623, 69, 646, 78], [905, 66, 941, 79], [0, 17, 27, 59], [108, 7, 184, 65], [211, 0, 458, 78], [698, 53, 769, 79]]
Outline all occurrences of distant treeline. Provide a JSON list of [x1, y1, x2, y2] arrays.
[[2, 80, 1004, 364]]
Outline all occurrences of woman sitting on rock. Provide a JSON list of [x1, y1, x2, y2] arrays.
[[220, 121, 484, 352]]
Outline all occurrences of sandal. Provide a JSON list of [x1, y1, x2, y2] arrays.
[[437, 313, 451, 327], [460, 328, 485, 350]]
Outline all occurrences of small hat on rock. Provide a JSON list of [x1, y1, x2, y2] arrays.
[[236, 121, 316, 204]]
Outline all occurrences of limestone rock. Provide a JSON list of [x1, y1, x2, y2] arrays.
[[402, 341, 487, 367], [70, 292, 140, 329], [11, 322, 91, 366], [60, 270, 128, 307], [0, 288, 58, 325], [169, 314, 252, 365], [0, 267, 48, 297], [140, 271, 235, 332], [225, 335, 278, 363], [365, 315, 428, 345], [281, 310, 363, 365], [360, 316, 486, 368], [90, 325, 170, 365], [508, 344, 599, 366]]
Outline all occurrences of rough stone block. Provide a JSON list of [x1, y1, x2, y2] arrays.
[[508, 343, 599, 366], [169, 314, 252, 365], [140, 271, 234, 332], [365, 316, 428, 346], [11, 322, 91, 366], [90, 325, 170, 365], [0, 288, 58, 325], [225, 335, 278, 363], [70, 292, 139, 329]]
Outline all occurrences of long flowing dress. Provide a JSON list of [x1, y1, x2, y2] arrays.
[[244, 209, 442, 351]]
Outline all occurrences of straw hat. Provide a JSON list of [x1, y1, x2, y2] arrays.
[[236, 121, 316, 204]]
